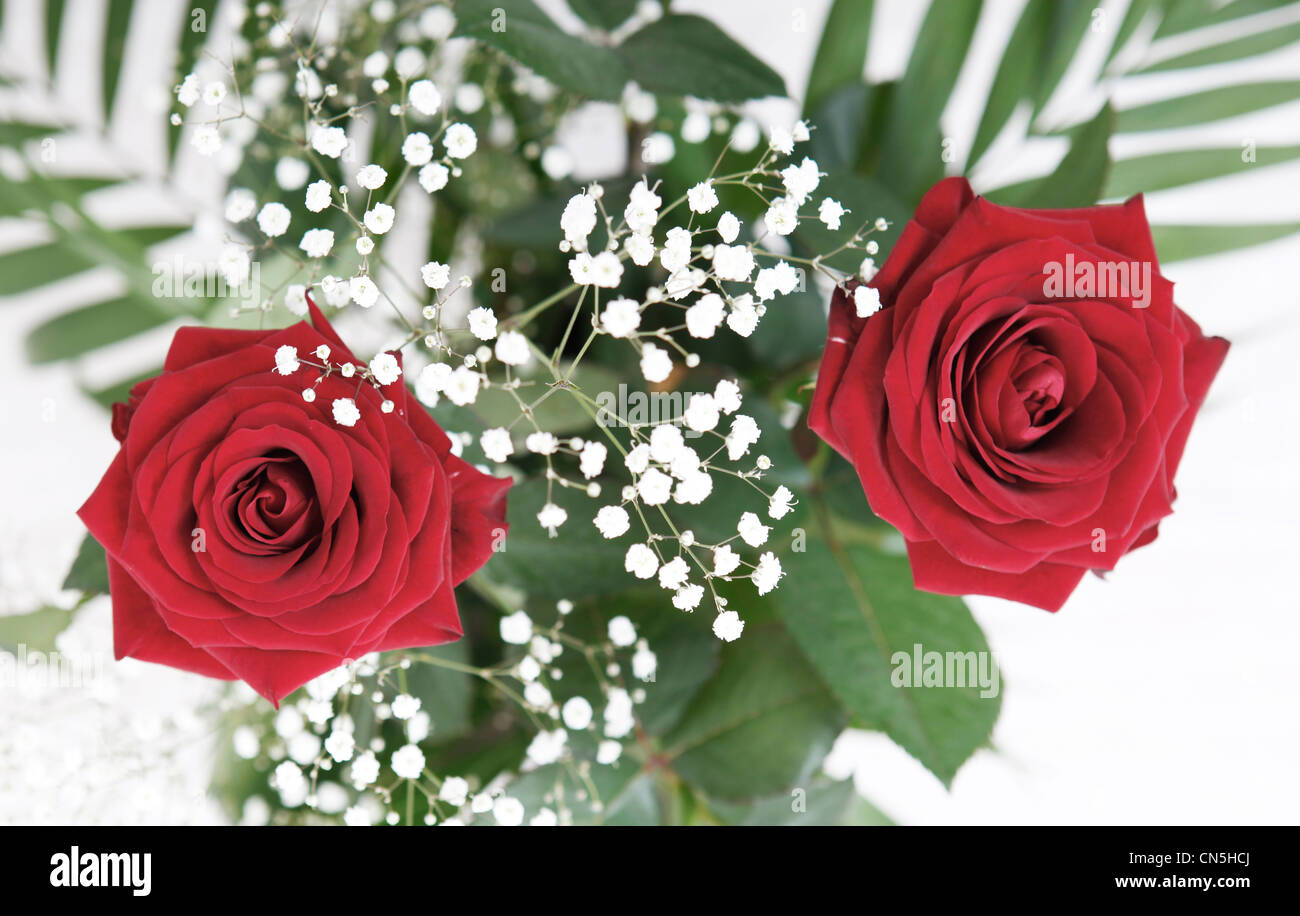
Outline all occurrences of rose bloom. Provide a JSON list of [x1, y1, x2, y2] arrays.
[[810, 178, 1228, 611], [79, 297, 510, 702]]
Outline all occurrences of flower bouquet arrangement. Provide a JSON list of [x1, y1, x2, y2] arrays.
[[3, 0, 1292, 827]]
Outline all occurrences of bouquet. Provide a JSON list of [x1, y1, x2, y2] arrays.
[[4, 0, 1288, 828]]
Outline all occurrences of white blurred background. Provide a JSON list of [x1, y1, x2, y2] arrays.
[[2, 0, 1297, 824]]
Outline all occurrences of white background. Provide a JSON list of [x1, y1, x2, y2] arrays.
[[1, 0, 1298, 824]]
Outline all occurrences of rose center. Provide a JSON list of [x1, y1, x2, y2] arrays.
[[1011, 346, 1065, 427], [223, 450, 320, 551]]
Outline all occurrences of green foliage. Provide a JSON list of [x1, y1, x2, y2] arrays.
[[0, 607, 77, 654], [775, 515, 1000, 787], [661, 621, 845, 800], [618, 14, 786, 102], [455, 0, 626, 99], [62, 534, 109, 598], [798, 0, 1300, 260], [803, 0, 874, 116]]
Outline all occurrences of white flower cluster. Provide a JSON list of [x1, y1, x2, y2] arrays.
[[270, 342, 401, 425], [470, 123, 886, 641], [173, 4, 490, 429], [233, 598, 653, 826], [172, 8, 884, 645]]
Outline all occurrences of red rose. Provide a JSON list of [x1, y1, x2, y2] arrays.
[[79, 297, 510, 702], [809, 177, 1228, 611]]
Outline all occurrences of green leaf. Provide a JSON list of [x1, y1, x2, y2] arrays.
[[663, 622, 845, 801], [1150, 222, 1300, 262], [84, 368, 158, 411], [990, 103, 1113, 208], [745, 288, 827, 372], [486, 479, 628, 599], [501, 761, 660, 825], [0, 122, 60, 148], [1153, 0, 1288, 39], [711, 778, 893, 826], [1106, 145, 1300, 198], [454, 0, 626, 100], [1030, 0, 1096, 118], [102, 0, 133, 120], [803, 0, 873, 115], [1140, 18, 1300, 72], [1104, 0, 1158, 68], [46, 0, 67, 79], [0, 176, 118, 218], [0, 606, 76, 653], [0, 241, 95, 295], [807, 81, 894, 175], [618, 14, 786, 102], [566, 0, 638, 30], [1115, 81, 1300, 132], [598, 591, 720, 737], [26, 295, 175, 364], [875, 0, 982, 202], [967, 0, 1053, 168], [774, 525, 1000, 787], [62, 533, 109, 597], [403, 641, 474, 742]]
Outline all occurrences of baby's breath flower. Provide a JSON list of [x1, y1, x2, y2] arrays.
[[600, 298, 641, 337], [712, 610, 745, 642], [737, 511, 770, 547], [443, 122, 477, 158], [673, 584, 704, 611], [256, 202, 290, 237], [480, 428, 513, 463], [409, 79, 442, 115], [421, 260, 451, 290], [311, 124, 348, 158], [418, 162, 450, 193], [717, 211, 740, 243], [284, 285, 308, 316], [350, 275, 380, 309], [685, 293, 726, 339], [355, 164, 388, 190], [402, 131, 434, 165], [274, 345, 300, 376], [363, 203, 395, 234], [594, 505, 630, 539], [494, 330, 531, 366], [752, 551, 783, 595], [561, 696, 594, 730], [819, 197, 847, 230], [224, 188, 255, 222], [332, 398, 361, 427], [526, 431, 559, 455], [390, 744, 425, 780], [369, 352, 401, 386], [299, 228, 335, 258], [500, 610, 533, 645], [624, 543, 658, 579], [687, 179, 718, 214], [854, 285, 882, 317], [304, 180, 332, 213], [639, 343, 672, 383], [467, 307, 498, 341]]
